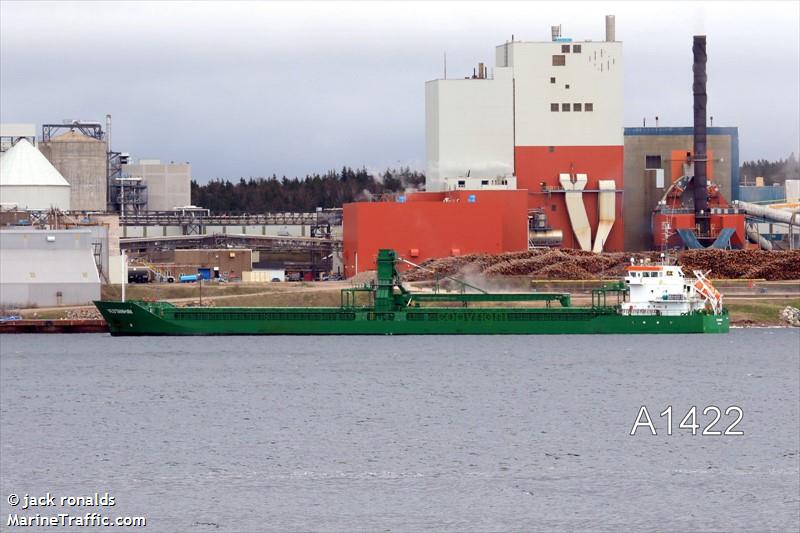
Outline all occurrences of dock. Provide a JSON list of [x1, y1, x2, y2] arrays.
[[0, 319, 109, 334]]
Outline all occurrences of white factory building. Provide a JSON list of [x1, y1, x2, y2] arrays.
[[425, 16, 626, 251]]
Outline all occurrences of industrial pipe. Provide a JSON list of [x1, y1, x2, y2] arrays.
[[559, 173, 592, 251], [745, 224, 773, 251], [592, 180, 616, 253], [734, 200, 800, 226], [529, 230, 563, 247]]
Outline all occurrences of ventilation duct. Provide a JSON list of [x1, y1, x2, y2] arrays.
[[559, 173, 592, 251]]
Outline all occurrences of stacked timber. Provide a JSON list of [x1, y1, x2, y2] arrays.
[[403, 249, 800, 281]]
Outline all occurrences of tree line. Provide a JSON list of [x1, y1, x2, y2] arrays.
[[190, 156, 798, 214], [740, 154, 799, 186], [191, 166, 425, 214]]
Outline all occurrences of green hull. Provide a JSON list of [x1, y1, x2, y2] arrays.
[[94, 300, 729, 336]]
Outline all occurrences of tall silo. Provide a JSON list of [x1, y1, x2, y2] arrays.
[[39, 131, 107, 211], [0, 139, 71, 210]]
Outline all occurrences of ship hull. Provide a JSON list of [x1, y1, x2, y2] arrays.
[[95, 301, 729, 336]]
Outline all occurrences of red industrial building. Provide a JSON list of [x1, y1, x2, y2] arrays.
[[517, 146, 625, 251], [341, 22, 754, 277], [343, 190, 529, 276]]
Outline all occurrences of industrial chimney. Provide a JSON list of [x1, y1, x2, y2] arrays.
[[551, 25, 561, 41], [692, 35, 709, 227], [605, 15, 615, 42], [106, 114, 112, 152]]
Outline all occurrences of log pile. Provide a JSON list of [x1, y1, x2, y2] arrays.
[[403, 249, 800, 281]]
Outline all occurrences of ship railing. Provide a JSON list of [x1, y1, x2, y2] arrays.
[[340, 286, 374, 309], [406, 292, 572, 308], [591, 281, 628, 309]]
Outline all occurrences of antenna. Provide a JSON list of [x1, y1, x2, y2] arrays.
[[444, 51, 447, 79]]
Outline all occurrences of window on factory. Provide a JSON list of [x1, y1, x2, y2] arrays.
[[585, 103, 594, 112], [573, 44, 582, 53], [457, 180, 465, 188], [561, 44, 570, 53], [481, 180, 489, 186], [645, 155, 662, 169], [551, 204, 557, 212], [552, 55, 566, 66], [574, 103, 582, 112], [565, 84, 570, 89], [562, 103, 571, 112], [550, 77, 556, 84], [550, 103, 559, 112]]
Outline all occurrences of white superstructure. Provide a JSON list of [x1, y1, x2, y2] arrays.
[[621, 260, 723, 316]]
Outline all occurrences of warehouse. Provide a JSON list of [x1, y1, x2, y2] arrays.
[[0, 229, 101, 308]]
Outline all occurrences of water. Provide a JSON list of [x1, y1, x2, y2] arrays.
[[1, 330, 798, 532]]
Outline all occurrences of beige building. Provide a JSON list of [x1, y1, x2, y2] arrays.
[[122, 160, 191, 211]]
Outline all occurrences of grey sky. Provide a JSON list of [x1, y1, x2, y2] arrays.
[[1, 1, 798, 183]]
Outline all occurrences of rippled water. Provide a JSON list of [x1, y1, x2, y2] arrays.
[[1, 330, 798, 532]]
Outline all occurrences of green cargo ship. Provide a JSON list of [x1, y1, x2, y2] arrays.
[[95, 250, 729, 336]]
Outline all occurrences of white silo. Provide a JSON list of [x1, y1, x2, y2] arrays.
[[0, 139, 71, 210]]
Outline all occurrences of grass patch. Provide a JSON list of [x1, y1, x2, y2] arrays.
[[212, 289, 342, 308], [725, 298, 800, 325], [101, 283, 282, 301]]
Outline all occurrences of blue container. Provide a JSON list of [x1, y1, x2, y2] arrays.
[[180, 274, 199, 283]]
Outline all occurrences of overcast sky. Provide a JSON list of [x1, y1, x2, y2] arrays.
[[1, 1, 798, 182]]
